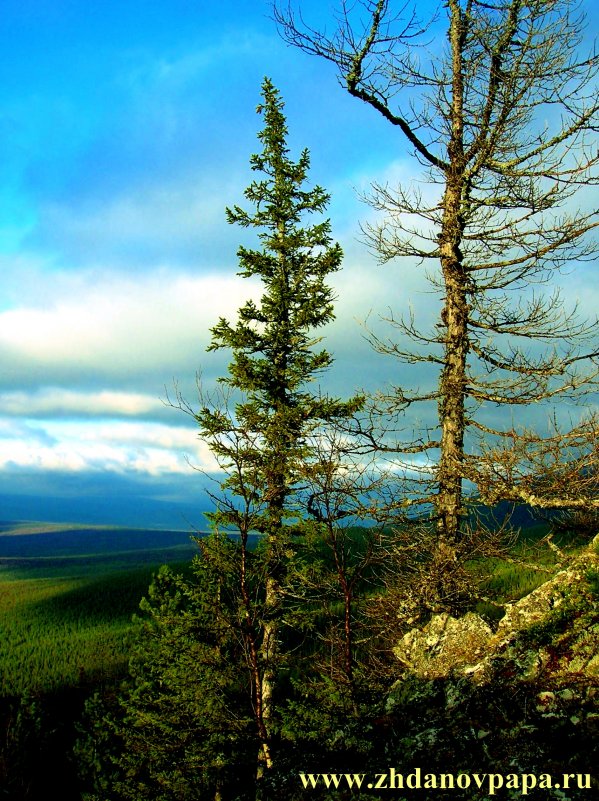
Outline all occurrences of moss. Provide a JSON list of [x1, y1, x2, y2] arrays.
[[518, 605, 575, 648], [585, 567, 599, 598]]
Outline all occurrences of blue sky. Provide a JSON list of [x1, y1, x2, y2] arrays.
[[0, 0, 597, 528]]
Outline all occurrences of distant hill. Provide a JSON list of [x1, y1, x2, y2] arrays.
[[0, 522, 205, 578], [470, 499, 550, 529], [0, 490, 207, 530]]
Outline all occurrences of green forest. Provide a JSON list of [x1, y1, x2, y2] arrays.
[[2, 0, 599, 799]]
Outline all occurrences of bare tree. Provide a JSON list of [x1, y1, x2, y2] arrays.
[[299, 430, 394, 693], [275, 0, 599, 546]]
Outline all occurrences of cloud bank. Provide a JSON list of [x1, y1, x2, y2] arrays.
[[2, 0, 595, 526]]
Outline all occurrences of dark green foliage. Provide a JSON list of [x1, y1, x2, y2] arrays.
[[0, 564, 185, 800], [0, 695, 46, 800], [198, 77, 361, 542], [2, 519, 592, 800], [77, 532, 389, 801], [0, 568, 157, 697], [77, 543, 257, 801], [0, 534, 203, 801], [191, 76, 362, 781], [586, 567, 599, 598], [0, 689, 93, 801]]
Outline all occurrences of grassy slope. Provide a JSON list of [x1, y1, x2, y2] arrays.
[[0, 522, 201, 696], [1, 518, 568, 698]]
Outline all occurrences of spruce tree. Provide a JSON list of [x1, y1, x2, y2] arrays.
[[76, 551, 256, 801], [197, 77, 361, 784], [78, 80, 361, 801]]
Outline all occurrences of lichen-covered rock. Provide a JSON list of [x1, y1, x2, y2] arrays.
[[393, 612, 493, 679], [384, 541, 599, 798], [494, 547, 598, 638], [392, 543, 599, 685]]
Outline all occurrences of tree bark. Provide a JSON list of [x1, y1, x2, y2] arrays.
[[436, 1, 469, 545]]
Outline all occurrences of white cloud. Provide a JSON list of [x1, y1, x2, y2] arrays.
[[0, 267, 261, 381], [0, 418, 56, 446], [0, 388, 164, 417], [0, 417, 219, 476]]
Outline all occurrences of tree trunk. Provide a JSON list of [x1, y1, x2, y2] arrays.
[[436, 1, 469, 546], [257, 575, 279, 777], [437, 242, 468, 544], [239, 534, 273, 786]]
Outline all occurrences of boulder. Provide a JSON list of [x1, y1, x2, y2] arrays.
[[393, 612, 492, 679], [385, 539, 599, 791], [393, 539, 599, 685]]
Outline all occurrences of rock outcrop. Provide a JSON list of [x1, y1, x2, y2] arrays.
[[384, 538, 599, 799], [392, 538, 599, 685]]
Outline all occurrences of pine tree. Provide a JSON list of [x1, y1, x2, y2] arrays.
[[76, 550, 256, 801], [196, 77, 361, 784]]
